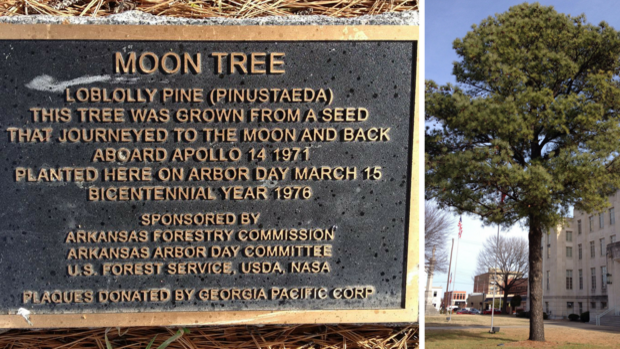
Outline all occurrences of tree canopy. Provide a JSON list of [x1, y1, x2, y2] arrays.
[[425, 2, 620, 341], [426, 3, 620, 228]]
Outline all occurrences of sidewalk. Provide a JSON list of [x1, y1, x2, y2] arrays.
[[427, 320, 620, 333]]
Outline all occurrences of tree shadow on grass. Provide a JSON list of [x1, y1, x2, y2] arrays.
[[426, 330, 520, 344]]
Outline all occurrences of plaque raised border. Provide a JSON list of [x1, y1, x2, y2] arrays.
[[0, 24, 419, 328]]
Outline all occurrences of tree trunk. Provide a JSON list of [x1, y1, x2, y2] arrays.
[[528, 215, 545, 341], [503, 292, 509, 314]]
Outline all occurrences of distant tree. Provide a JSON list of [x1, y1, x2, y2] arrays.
[[475, 235, 528, 314], [425, 3, 620, 341], [425, 202, 454, 273]]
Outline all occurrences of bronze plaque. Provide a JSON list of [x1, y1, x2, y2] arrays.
[[0, 24, 419, 328]]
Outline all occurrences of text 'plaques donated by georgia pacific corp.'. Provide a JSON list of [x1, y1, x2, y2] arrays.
[[0, 25, 419, 327]]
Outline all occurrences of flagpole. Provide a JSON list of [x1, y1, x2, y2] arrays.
[[449, 230, 461, 321], [445, 238, 454, 319], [449, 217, 463, 322], [490, 223, 499, 333], [491, 192, 505, 333]]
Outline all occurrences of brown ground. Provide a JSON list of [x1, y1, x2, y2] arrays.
[[426, 314, 531, 327], [426, 323, 619, 349], [503, 326, 620, 348], [0, 325, 419, 349]]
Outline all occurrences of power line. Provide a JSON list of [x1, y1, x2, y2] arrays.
[[434, 281, 472, 285]]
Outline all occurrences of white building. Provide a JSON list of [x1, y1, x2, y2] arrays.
[[542, 193, 617, 320], [431, 286, 442, 311]]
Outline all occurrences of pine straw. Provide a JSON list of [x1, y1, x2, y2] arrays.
[[0, 324, 418, 349], [0, 0, 417, 18]]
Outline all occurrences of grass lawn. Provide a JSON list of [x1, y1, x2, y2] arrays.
[[426, 326, 618, 348], [426, 314, 531, 327]]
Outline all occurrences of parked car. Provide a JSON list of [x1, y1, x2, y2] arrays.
[[447, 305, 459, 311], [469, 309, 482, 315], [482, 309, 502, 315], [456, 309, 471, 314]]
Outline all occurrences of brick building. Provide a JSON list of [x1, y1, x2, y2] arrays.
[[442, 290, 467, 310]]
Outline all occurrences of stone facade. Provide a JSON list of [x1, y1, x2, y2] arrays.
[[542, 193, 618, 319], [467, 293, 485, 311], [606, 242, 620, 313]]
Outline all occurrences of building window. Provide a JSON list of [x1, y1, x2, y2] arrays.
[[567, 302, 574, 310], [579, 269, 583, 290], [600, 238, 605, 256], [545, 302, 549, 313], [612, 235, 617, 243], [591, 302, 596, 310], [590, 216, 594, 231], [590, 241, 595, 258], [600, 213, 604, 228], [566, 247, 572, 258], [611, 208, 615, 225], [579, 302, 583, 314], [578, 244, 582, 260], [602, 302, 607, 309], [566, 231, 572, 242], [602, 266, 607, 290], [547, 244, 550, 259], [591, 268, 597, 290], [578, 220, 582, 234], [546, 271, 550, 291], [566, 270, 573, 290]]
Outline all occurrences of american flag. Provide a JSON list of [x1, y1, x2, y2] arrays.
[[458, 217, 463, 238]]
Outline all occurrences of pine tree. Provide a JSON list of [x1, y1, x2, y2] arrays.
[[426, 3, 620, 341]]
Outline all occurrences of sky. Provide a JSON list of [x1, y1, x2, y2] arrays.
[[426, 0, 620, 299]]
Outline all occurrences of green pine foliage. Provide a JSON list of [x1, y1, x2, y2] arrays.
[[427, 3, 620, 226]]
